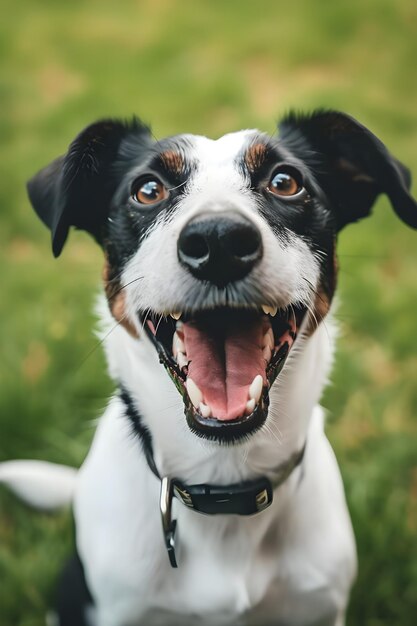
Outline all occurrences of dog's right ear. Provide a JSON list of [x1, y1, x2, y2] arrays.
[[27, 118, 151, 257], [279, 110, 417, 231]]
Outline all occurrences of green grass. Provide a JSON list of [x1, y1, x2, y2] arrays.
[[1, 1, 417, 624]]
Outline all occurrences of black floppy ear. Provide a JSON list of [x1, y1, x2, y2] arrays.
[[27, 118, 150, 257], [279, 110, 417, 230]]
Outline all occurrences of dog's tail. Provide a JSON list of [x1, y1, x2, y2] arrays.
[[0, 460, 77, 510]]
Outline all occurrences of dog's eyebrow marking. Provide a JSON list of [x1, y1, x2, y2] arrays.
[[245, 142, 269, 172], [159, 149, 185, 175]]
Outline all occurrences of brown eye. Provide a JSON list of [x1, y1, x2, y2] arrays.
[[133, 179, 168, 205], [268, 168, 303, 197]]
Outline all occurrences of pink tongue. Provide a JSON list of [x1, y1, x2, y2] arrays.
[[182, 316, 267, 421]]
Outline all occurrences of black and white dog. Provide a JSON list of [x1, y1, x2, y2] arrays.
[[2, 110, 417, 626]]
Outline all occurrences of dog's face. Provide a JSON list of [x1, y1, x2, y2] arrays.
[[28, 111, 417, 443]]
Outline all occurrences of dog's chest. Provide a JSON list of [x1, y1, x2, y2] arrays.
[[154, 511, 280, 615], [85, 519, 339, 626], [130, 516, 340, 626], [77, 472, 339, 626], [75, 395, 353, 626]]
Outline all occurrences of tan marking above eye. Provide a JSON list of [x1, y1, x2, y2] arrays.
[[245, 143, 268, 172], [133, 179, 169, 205], [267, 170, 302, 197], [160, 150, 184, 175]]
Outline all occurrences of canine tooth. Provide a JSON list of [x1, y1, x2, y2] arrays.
[[170, 312, 182, 320], [186, 378, 203, 408], [246, 398, 256, 414], [177, 352, 188, 370], [249, 374, 263, 403], [261, 304, 278, 317], [172, 332, 185, 357], [199, 402, 212, 418], [172, 333, 178, 356], [176, 321, 184, 331]]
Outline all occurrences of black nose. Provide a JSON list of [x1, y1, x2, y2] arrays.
[[177, 212, 263, 286]]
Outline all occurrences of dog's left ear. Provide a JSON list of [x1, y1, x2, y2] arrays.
[[27, 118, 150, 257], [279, 110, 417, 230]]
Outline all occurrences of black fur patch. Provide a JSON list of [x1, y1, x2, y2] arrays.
[[27, 118, 151, 257], [54, 551, 93, 626]]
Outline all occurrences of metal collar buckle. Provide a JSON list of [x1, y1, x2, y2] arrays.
[[160, 477, 178, 568]]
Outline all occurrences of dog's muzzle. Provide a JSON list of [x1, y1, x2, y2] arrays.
[[139, 212, 308, 442]]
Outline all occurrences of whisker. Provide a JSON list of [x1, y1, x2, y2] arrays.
[[155, 313, 164, 334], [75, 313, 129, 373], [301, 276, 330, 311], [262, 421, 282, 447], [167, 180, 188, 192], [267, 419, 284, 443], [141, 307, 152, 333], [306, 303, 319, 331], [107, 275, 145, 299]]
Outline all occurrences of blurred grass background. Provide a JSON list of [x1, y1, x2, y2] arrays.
[[1, 0, 416, 624]]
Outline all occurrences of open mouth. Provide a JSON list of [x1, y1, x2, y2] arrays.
[[141, 305, 306, 442]]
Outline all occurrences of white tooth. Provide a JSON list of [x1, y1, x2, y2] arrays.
[[263, 328, 274, 349], [246, 398, 256, 414], [249, 374, 263, 403], [199, 402, 212, 418], [172, 333, 179, 357], [176, 321, 184, 331], [261, 304, 278, 317], [262, 345, 272, 363], [186, 378, 203, 408], [170, 312, 182, 320], [172, 332, 185, 355], [177, 352, 188, 369]]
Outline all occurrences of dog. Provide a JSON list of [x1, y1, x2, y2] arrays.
[[1, 110, 417, 626]]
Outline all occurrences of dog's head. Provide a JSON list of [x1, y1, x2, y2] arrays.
[[28, 111, 417, 443]]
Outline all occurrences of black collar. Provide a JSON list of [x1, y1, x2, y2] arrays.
[[121, 388, 305, 567]]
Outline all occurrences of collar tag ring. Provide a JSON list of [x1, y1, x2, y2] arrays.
[[160, 476, 178, 568]]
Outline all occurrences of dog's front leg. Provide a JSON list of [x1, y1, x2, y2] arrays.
[[73, 405, 169, 626]]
